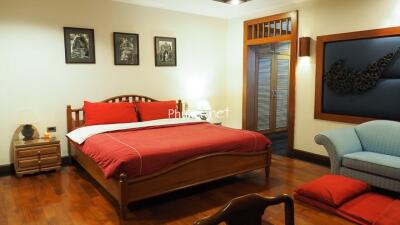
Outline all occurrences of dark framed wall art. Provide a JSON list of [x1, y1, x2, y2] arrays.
[[154, 36, 176, 66], [63, 27, 96, 64], [113, 32, 139, 65], [315, 26, 400, 123]]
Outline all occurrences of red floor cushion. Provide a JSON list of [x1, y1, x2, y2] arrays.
[[374, 200, 400, 225], [295, 175, 400, 225], [295, 175, 370, 207], [338, 192, 394, 225]]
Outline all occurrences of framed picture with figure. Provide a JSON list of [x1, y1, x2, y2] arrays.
[[63, 27, 95, 64], [113, 32, 139, 65], [154, 36, 176, 66]]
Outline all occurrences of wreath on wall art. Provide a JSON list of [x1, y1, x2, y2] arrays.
[[324, 47, 400, 95]]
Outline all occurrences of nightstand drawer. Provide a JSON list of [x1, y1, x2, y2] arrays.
[[39, 145, 60, 155], [16, 149, 40, 158], [41, 155, 60, 166], [18, 158, 39, 169], [17, 145, 59, 158]]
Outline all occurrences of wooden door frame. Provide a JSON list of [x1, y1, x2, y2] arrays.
[[242, 11, 298, 151]]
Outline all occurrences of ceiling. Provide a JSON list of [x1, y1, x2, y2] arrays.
[[113, 0, 305, 19]]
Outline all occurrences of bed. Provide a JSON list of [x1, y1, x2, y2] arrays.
[[66, 95, 271, 219]]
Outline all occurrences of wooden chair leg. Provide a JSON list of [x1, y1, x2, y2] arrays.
[[284, 196, 295, 225]]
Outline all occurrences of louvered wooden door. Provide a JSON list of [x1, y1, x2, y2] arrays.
[[255, 43, 290, 134]]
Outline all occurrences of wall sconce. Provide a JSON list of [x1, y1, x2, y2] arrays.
[[299, 37, 311, 57]]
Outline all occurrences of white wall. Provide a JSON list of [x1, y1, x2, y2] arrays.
[[224, 0, 400, 155], [0, 0, 227, 165]]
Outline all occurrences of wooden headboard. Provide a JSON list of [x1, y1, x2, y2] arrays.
[[66, 95, 183, 132]]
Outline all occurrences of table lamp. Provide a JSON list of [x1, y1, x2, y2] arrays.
[[196, 99, 211, 121]]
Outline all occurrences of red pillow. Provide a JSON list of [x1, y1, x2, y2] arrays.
[[339, 192, 394, 224], [374, 200, 400, 225], [294, 175, 370, 207], [136, 100, 178, 121], [83, 101, 138, 126]]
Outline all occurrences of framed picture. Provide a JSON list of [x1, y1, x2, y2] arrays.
[[314, 27, 400, 124], [113, 32, 139, 65], [154, 36, 176, 66], [63, 27, 95, 64]]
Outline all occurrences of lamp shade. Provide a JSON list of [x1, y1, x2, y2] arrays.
[[196, 99, 211, 111], [299, 37, 311, 56]]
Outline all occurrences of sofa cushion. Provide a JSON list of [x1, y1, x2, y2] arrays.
[[355, 120, 400, 157], [343, 152, 400, 180]]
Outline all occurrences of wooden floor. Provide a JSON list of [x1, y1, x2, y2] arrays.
[[0, 155, 354, 225]]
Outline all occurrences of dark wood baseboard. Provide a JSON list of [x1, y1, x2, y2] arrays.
[[0, 156, 72, 177], [288, 149, 330, 167], [0, 164, 14, 177], [61, 156, 72, 166]]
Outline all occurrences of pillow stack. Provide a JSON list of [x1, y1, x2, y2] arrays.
[[83, 100, 178, 126]]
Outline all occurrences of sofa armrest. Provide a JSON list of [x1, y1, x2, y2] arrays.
[[315, 128, 363, 174]]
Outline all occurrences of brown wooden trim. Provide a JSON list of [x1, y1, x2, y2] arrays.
[[247, 35, 292, 45], [314, 26, 400, 124], [288, 149, 330, 167], [128, 151, 269, 184], [317, 26, 400, 42], [243, 11, 298, 152], [243, 21, 249, 129], [246, 12, 296, 26], [287, 10, 298, 153]]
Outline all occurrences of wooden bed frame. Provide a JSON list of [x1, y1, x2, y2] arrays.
[[66, 95, 271, 219]]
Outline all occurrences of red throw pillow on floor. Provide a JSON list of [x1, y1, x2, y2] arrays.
[[339, 192, 394, 225], [136, 100, 178, 121], [83, 101, 138, 126], [373, 200, 400, 225], [294, 175, 370, 207]]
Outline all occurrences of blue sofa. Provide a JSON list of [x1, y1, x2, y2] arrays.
[[315, 120, 400, 192]]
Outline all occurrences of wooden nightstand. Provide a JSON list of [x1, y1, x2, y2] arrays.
[[13, 137, 61, 177]]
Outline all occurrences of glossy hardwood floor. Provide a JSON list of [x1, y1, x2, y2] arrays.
[[0, 155, 354, 225]]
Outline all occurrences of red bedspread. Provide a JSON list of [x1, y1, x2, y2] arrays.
[[79, 123, 271, 178]]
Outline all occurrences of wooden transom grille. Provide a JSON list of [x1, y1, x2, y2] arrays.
[[247, 17, 292, 41]]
